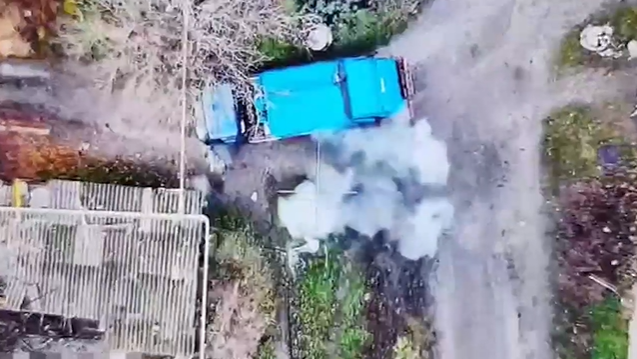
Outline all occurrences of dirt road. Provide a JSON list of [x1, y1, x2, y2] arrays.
[[382, 0, 631, 358]]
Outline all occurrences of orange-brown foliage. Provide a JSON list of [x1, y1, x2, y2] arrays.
[[0, 133, 84, 182]]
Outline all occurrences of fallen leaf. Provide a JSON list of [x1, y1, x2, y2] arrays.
[[0, 3, 33, 57], [62, 0, 81, 20]]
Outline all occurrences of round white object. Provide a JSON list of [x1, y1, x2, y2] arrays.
[[305, 24, 333, 51], [579, 24, 614, 52]]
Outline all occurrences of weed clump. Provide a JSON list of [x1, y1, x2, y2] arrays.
[[610, 7, 637, 43], [544, 106, 619, 186], [296, 252, 370, 359], [557, 30, 587, 70]]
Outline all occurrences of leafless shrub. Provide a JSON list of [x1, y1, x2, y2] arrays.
[[207, 281, 267, 359], [556, 171, 637, 309], [54, 0, 318, 130], [206, 229, 277, 359]]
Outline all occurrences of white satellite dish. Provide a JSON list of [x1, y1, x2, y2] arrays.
[[305, 24, 333, 52]]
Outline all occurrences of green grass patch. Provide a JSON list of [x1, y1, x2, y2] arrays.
[[297, 251, 371, 359], [543, 106, 620, 187], [609, 7, 637, 44], [590, 297, 629, 359], [331, 9, 411, 56], [258, 1, 419, 68], [257, 37, 311, 67], [557, 29, 588, 70]]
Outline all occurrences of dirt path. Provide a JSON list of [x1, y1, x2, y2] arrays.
[[382, 0, 634, 358]]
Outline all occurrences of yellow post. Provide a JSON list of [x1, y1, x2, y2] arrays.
[[12, 179, 26, 208]]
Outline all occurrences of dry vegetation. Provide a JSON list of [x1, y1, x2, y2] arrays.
[[553, 177, 636, 359], [206, 227, 280, 359], [0, 130, 179, 186], [53, 0, 318, 129], [556, 178, 637, 308]]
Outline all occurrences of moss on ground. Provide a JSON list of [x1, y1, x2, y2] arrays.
[[543, 105, 621, 187], [297, 251, 371, 359]]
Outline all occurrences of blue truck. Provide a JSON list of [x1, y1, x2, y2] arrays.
[[196, 56, 414, 166]]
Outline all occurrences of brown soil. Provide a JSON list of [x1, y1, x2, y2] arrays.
[[361, 237, 435, 359]]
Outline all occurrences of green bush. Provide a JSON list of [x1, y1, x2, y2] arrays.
[[297, 252, 370, 359], [590, 297, 628, 359]]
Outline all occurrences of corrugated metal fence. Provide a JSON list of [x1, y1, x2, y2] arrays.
[[0, 180, 210, 358]]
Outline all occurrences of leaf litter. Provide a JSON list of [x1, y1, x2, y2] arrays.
[[0, 0, 59, 58]]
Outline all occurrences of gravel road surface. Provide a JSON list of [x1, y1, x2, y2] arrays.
[[383, 0, 631, 358]]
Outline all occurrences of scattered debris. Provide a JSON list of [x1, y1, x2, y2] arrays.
[[579, 24, 621, 58], [598, 144, 622, 174], [588, 274, 620, 296], [556, 179, 637, 309]]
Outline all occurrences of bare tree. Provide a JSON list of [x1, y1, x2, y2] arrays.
[[54, 0, 318, 131]]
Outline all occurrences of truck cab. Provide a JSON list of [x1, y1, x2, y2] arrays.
[[196, 56, 414, 147]]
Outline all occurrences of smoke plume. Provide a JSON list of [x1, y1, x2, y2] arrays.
[[278, 117, 454, 260]]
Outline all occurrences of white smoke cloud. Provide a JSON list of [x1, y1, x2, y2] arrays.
[[277, 117, 454, 260]]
